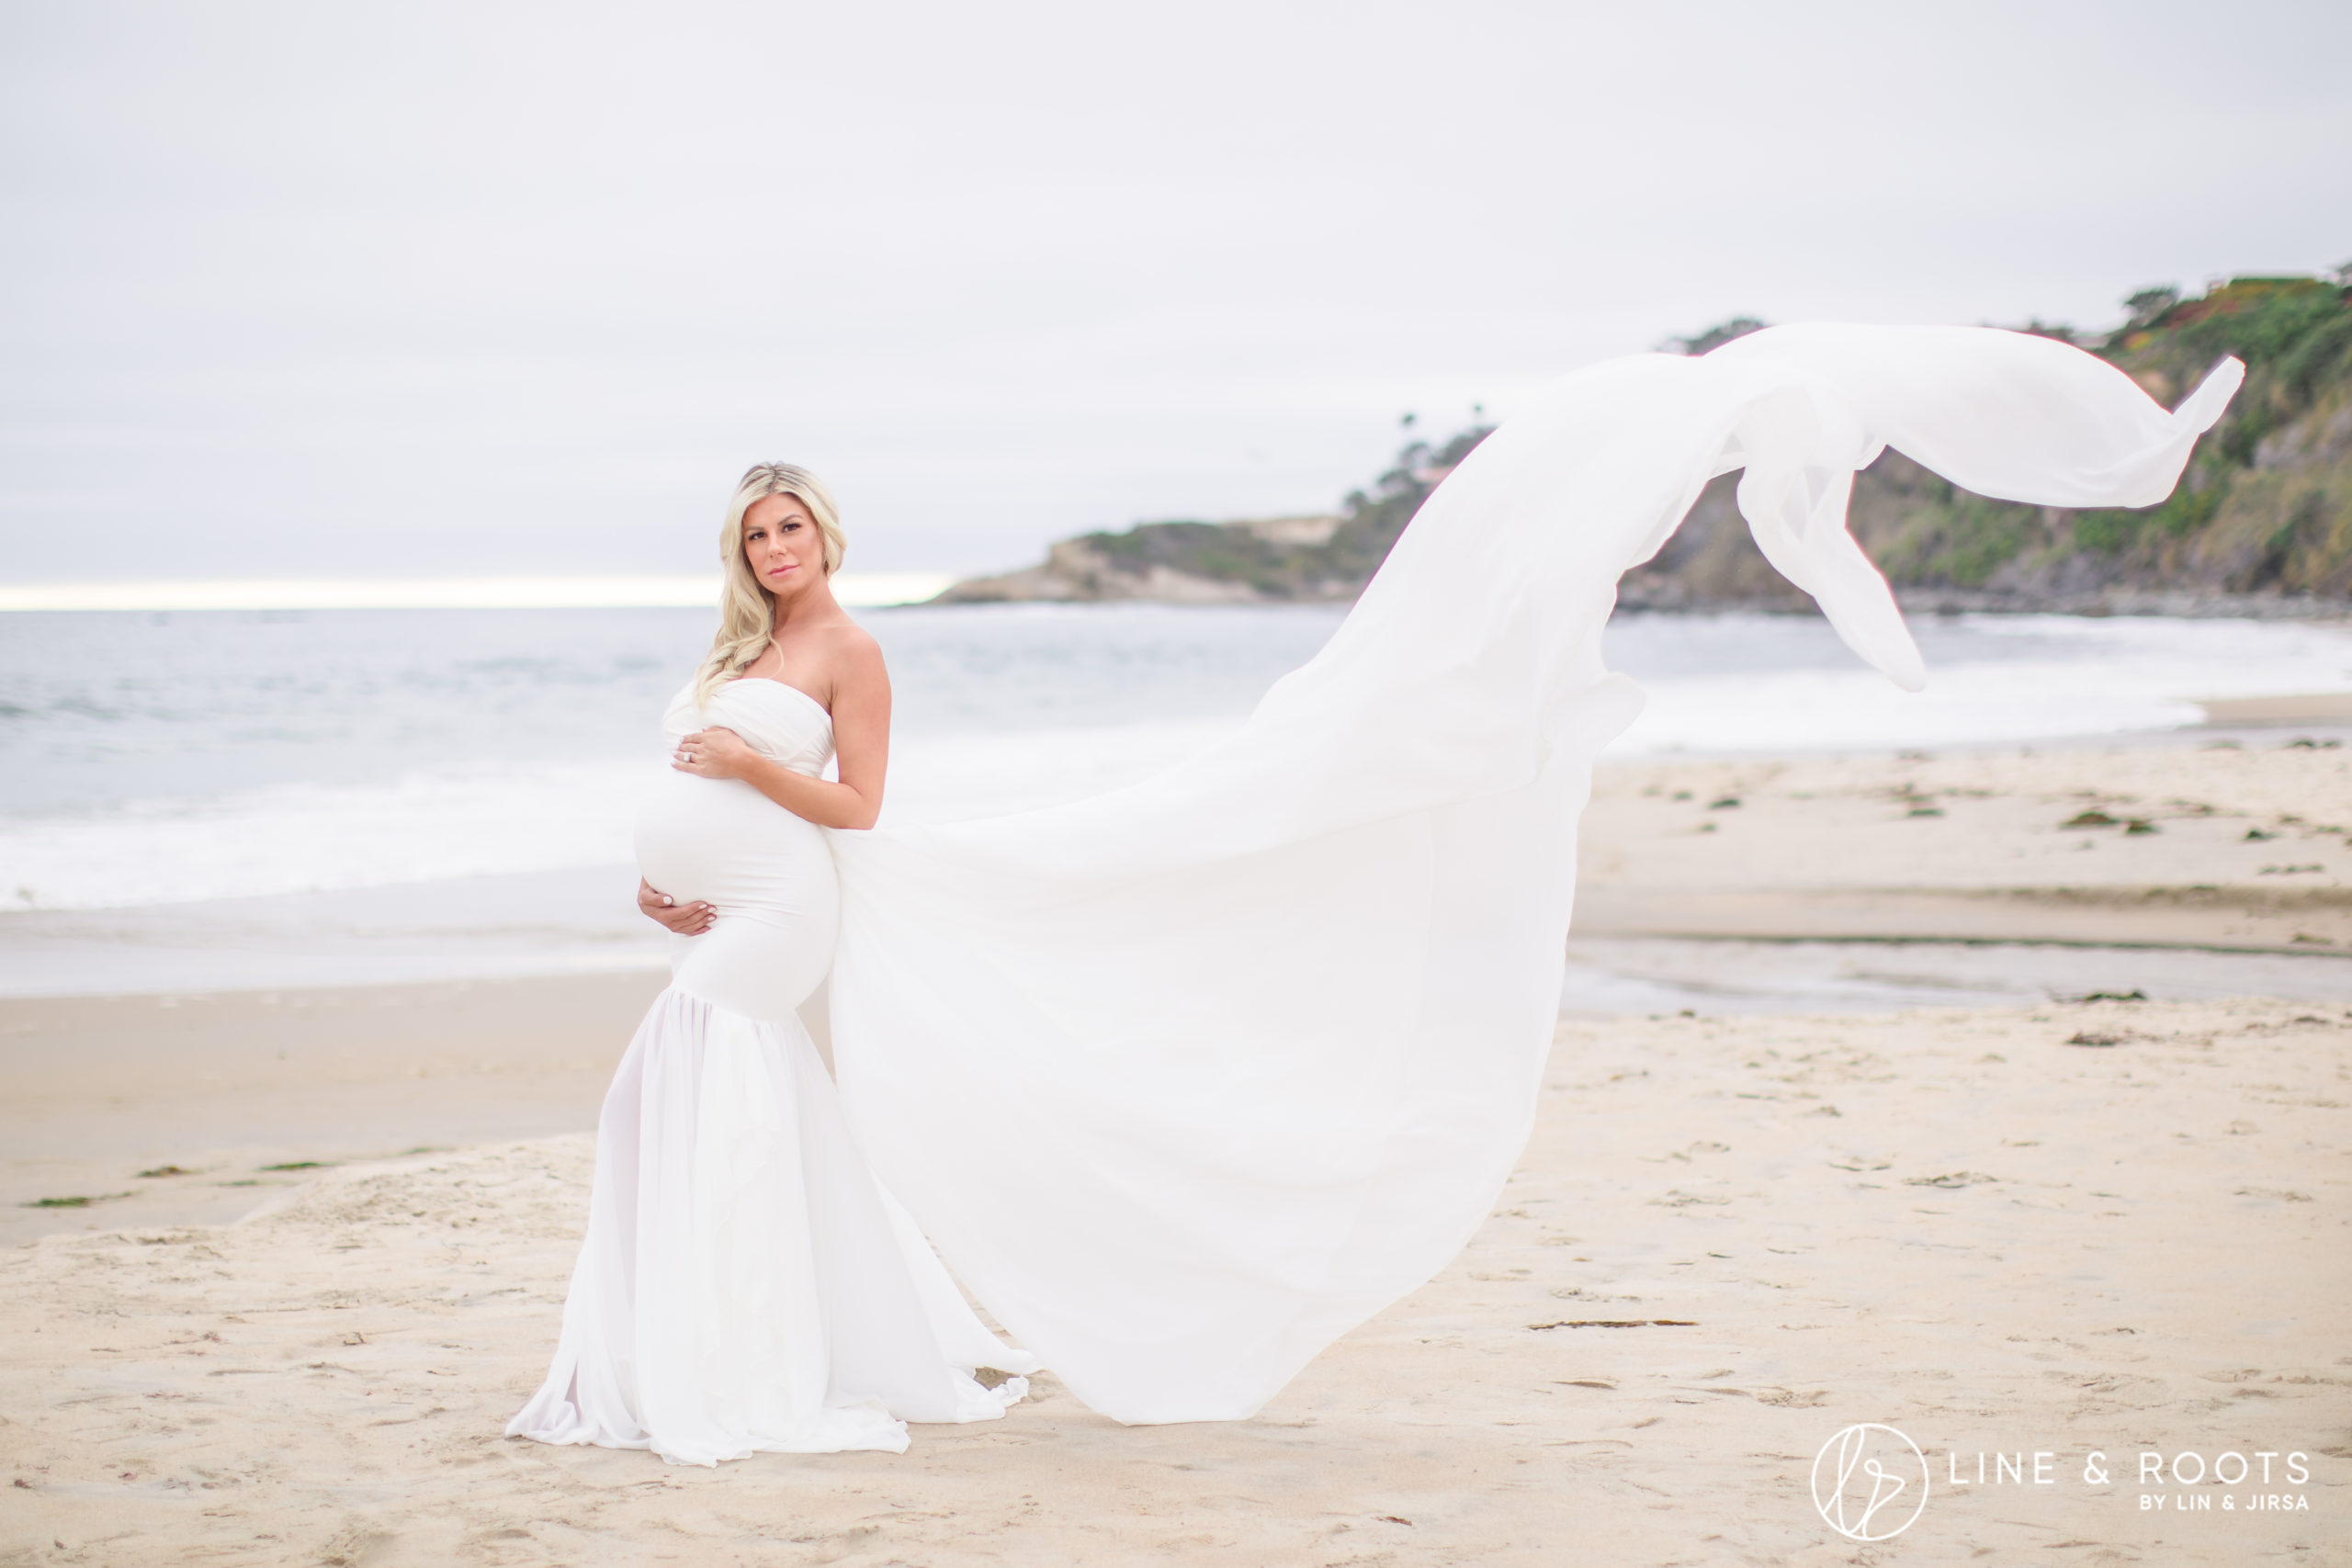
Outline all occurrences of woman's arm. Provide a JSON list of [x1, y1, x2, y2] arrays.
[[672, 633, 891, 830]]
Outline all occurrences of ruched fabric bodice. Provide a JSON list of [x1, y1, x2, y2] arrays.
[[636, 679, 839, 1022], [658, 676, 836, 777]]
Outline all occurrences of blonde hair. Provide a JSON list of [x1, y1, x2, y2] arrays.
[[693, 463, 847, 704]]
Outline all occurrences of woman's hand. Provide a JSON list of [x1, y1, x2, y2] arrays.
[[638, 877, 714, 935], [673, 726, 756, 781]]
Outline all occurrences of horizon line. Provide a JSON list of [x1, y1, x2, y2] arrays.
[[0, 572, 958, 613]]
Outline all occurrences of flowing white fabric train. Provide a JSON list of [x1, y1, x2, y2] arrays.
[[506, 678, 1039, 1467], [823, 325, 2243, 1426]]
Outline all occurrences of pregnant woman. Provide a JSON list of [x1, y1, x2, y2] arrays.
[[514, 327, 2238, 1461], [505, 465, 1037, 1466]]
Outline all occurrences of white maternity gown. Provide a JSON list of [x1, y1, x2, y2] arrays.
[[505, 676, 1037, 1466], [513, 324, 2242, 1456]]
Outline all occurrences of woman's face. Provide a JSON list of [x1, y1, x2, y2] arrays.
[[741, 493, 824, 597]]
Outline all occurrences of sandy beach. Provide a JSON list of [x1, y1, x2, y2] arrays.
[[3, 735, 2347, 1564], [0, 974, 667, 1248], [1577, 736, 2351, 953], [2, 997, 2343, 1565]]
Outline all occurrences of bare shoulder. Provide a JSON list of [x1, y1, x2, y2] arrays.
[[819, 615, 888, 686]]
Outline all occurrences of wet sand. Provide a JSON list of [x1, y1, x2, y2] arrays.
[[0, 974, 664, 1247], [2, 998, 2342, 1565], [6, 737, 2348, 1245], [1577, 737, 2351, 953]]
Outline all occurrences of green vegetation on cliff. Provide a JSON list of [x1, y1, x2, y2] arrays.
[[1840, 275, 2352, 601], [944, 273, 2352, 609], [1078, 423, 1493, 601]]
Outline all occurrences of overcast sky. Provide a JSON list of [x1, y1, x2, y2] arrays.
[[4, 1, 2346, 582]]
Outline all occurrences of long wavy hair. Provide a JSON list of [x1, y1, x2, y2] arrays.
[[693, 462, 847, 704]]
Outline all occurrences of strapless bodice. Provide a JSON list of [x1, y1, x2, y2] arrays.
[[640, 674, 842, 1022], [662, 678, 835, 777]]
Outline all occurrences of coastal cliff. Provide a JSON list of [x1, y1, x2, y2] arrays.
[[938, 275, 2352, 615], [936, 419, 1490, 606]]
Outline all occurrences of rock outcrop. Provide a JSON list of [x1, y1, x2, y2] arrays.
[[939, 276, 2352, 615]]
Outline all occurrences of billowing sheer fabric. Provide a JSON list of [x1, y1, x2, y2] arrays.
[[825, 325, 2241, 1424]]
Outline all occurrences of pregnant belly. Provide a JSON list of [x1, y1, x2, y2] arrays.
[[636, 770, 841, 1023], [635, 770, 837, 919]]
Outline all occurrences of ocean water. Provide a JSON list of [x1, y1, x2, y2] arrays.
[[5, 603, 2350, 919]]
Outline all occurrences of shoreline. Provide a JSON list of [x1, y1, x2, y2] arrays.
[[4, 716, 2346, 1002], [1642, 587, 2352, 623], [6, 723, 2346, 1245]]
